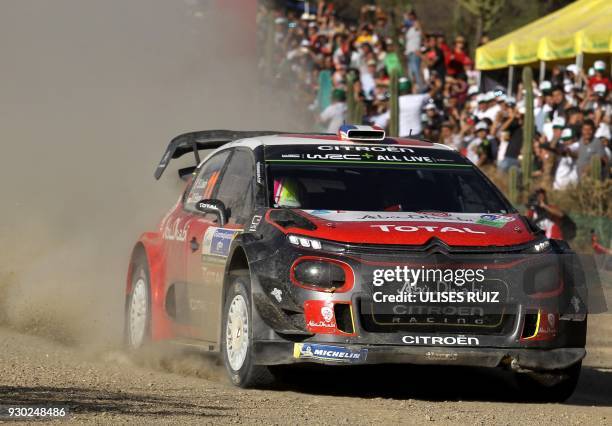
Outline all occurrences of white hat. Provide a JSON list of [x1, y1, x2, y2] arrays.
[[566, 64, 578, 75], [476, 94, 487, 103], [424, 102, 437, 111], [552, 116, 566, 128], [275, 17, 287, 24], [539, 80, 552, 92], [594, 83, 607, 94], [560, 128, 573, 140], [468, 85, 479, 96], [594, 60, 606, 71], [595, 124, 611, 140], [505, 96, 516, 105], [485, 91, 496, 102], [475, 121, 489, 131]]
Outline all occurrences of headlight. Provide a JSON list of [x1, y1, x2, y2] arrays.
[[523, 239, 551, 254], [290, 258, 353, 292], [288, 234, 322, 249]]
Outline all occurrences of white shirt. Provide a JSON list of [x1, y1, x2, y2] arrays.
[[399, 94, 428, 136], [371, 110, 390, 129], [466, 137, 483, 164], [553, 142, 580, 190], [361, 72, 376, 100], [483, 104, 501, 122], [405, 26, 421, 55], [320, 102, 347, 134], [497, 139, 509, 164]]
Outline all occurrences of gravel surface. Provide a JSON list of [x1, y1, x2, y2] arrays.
[[1, 324, 611, 425]]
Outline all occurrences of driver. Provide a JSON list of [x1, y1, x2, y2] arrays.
[[273, 177, 303, 208]]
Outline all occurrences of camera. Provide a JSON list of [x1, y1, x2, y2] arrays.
[[526, 191, 546, 219]]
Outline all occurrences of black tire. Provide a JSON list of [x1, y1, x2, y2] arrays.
[[514, 361, 582, 403], [125, 252, 152, 350], [221, 272, 274, 388]]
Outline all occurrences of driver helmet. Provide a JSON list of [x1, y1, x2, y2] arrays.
[[273, 177, 302, 208]]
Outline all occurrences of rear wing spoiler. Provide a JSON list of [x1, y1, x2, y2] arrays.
[[154, 130, 280, 180]]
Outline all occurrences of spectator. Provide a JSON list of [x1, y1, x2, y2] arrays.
[[424, 34, 446, 83], [467, 121, 493, 166], [574, 119, 607, 177], [404, 11, 423, 91], [439, 121, 461, 149], [526, 188, 566, 239], [423, 102, 442, 140], [588, 60, 612, 91], [319, 88, 347, 133], [261, 2, 609, 190], [448, 35, 472, 77], [553, 128, 579, 190]]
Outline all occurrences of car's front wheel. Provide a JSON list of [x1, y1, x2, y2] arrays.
[[514, 361, 581, 402], [221, 272, 274, 388], [126, 254, 151, 350]]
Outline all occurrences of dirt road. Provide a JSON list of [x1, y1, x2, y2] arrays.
[[0, 323, 611, 425]]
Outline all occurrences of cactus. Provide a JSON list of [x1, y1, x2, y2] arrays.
[[508, 166, 519, 205], [521, 67, 534, 192], [346, 71, 356, 124], [591, 154, 602, 181], [389, 69, 399, 137], [354, 96, 365, 124]]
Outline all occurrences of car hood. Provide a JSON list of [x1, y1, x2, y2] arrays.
[[292, 210, 535, 247]]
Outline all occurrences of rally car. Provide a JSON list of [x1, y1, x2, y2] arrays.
[[125, 125, 587, 400]]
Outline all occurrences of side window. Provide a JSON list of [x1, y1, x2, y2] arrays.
[[184, 150, 231, 211], [215, 150, 255, 224]]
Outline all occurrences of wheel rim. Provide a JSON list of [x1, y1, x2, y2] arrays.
[[225, 294, 249, 371], [129, 277, 148, 347]]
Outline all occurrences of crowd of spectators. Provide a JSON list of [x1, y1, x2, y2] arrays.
[[260, 1, 611, 189]]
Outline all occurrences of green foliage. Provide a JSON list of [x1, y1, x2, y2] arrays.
[[591, 155, 602, 181], [458, 0, 505, 33]]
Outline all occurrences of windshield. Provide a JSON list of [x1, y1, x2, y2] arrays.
[[267, 164, 510, 213]]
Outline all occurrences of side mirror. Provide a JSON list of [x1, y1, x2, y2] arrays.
[[195, 199, 228, 226], [178, 166, 196, 181]]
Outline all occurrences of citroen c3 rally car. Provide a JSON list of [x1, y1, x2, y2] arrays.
[[125, 125, 588, 399]]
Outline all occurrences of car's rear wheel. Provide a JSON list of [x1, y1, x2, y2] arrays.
[[221, 272, 274, 388], [126, 254, 151, 349], [514, 361, 581, 402]]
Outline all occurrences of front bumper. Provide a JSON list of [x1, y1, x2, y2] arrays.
[[254, 340, 586, 371], [248, 239, 589, 372]]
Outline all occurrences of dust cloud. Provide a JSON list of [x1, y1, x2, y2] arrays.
[[0, 0, 303, 349]]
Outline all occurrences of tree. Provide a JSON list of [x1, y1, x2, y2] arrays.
[[458, 0, 505, 48]]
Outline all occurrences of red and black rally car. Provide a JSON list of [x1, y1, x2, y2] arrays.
[[125, 125, 588, 400]]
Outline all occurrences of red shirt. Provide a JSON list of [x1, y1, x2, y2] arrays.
[[588, 76, 612, 91]]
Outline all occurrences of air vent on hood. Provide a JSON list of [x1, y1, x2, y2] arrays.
[[338, 124, 385, 142]]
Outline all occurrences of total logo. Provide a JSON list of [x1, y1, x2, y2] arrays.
[[371, 224, 485, 234]]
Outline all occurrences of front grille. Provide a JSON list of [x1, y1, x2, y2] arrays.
[[358, 274, 516, 335], [358, 302, 516, 335]]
